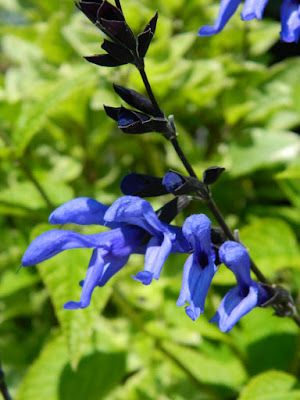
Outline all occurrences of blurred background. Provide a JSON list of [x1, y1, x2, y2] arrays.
[[1, 0, 300, 399]]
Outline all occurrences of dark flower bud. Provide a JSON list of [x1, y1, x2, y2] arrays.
[[103, 105, 119, 121], [78, 1, 159, 69], [78, 0, 137, 56], [156, 196, 190, 224], [137, 11, 158, 58], [76, 1, 103, 24], [113, 84, 158, 116], [120, 173, 169, 197], [203, 166, 225, 185], [117, 107, 153, 134], [104, 105, 170, 135], [101, 40, 134, 63], [96, 2, 137, 50], [84, 54, 128, 67]]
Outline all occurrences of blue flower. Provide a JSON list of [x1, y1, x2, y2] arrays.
[[199, 0, 300, 43], [210, 241, 270, 332], [176, 214, 217, 321], [22, 196, 189, 309], [104, 196, 190, 285]]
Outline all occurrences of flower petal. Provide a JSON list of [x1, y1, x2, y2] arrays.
[[280, 0, 300, 42], [183, 214, 212, 256], [219, 241, 252, 288], [104, 196, 172, 237], [49, 197, 120, 228], [210, 283, 258, 332], [198, 0, 241, 36], [169, 225, 191, 254], [22, 229, 105, 266], [241, 0, 268, 20], [177, 255, 217, 320], [132, 233, 172, 284], [98, 255, 130, 286], [63, 248, 106, 309], [132, 270, 153, 285]]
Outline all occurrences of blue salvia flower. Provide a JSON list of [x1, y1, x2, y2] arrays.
[[199, 0, 300, 43], [22, 196, 189, 309], [104, 196, 190, 285], [176, 214, 217, 321], [211, 241, 270, 332]]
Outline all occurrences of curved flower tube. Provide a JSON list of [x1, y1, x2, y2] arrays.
[[210, 241, 270, 332], [176, 214, 217, 321]]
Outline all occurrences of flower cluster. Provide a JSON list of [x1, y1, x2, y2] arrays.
[[199, 0, 300, 43], [77, 0, 158, 67], [22, 191, 270, 331], [20, 0, 280, 336]]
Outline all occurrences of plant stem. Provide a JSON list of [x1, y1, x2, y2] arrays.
[[19, 161, 54, 211], [170, 137, 197, 178], [112, 286, 220, 400], [0, 128, 54, 211], [0, 361, 12, 400], [138, 68, 164, 117]]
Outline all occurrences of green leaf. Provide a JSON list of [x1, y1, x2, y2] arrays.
[[0, 269, 39, 297], [16, 334, 69, 400], [248, 21, 281, 56], [36, 247, 112, 368], [0, 181, 74, 209], [12, 70, 96, 155], [239, 370, 300, 400], [161, 341, 247, 390], [59, 351, 126, 400], [240, 218, 300, 275], [16, 334, 126, 400], [227, 129, 300, 177], [279, 180, 300, 209]]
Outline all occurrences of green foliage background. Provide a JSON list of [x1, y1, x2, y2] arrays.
[[1, 0, 300, 399]]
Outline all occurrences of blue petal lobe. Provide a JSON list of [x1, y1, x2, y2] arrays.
[[63, 301, 81, 310], [185, 305, 201, 321], [177, 254, 194, 306], [78, 249, 106, 308], [219, 241, 252, 288], [49, 197, 121, 229], [132, 271, 154, 285], [177, 256, 217, 319], [144, 234, 173, 280], [211, 284, 258, 332], [98, 255, 130, 286], [241, 0, 268, 20], [22, 229, 104, 266], [198, 0, 241, 36], [105, 196, 171, 237], [169, 225, 190, 254], [183, 214, 212, 256], [280, 0, 300, 42]]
